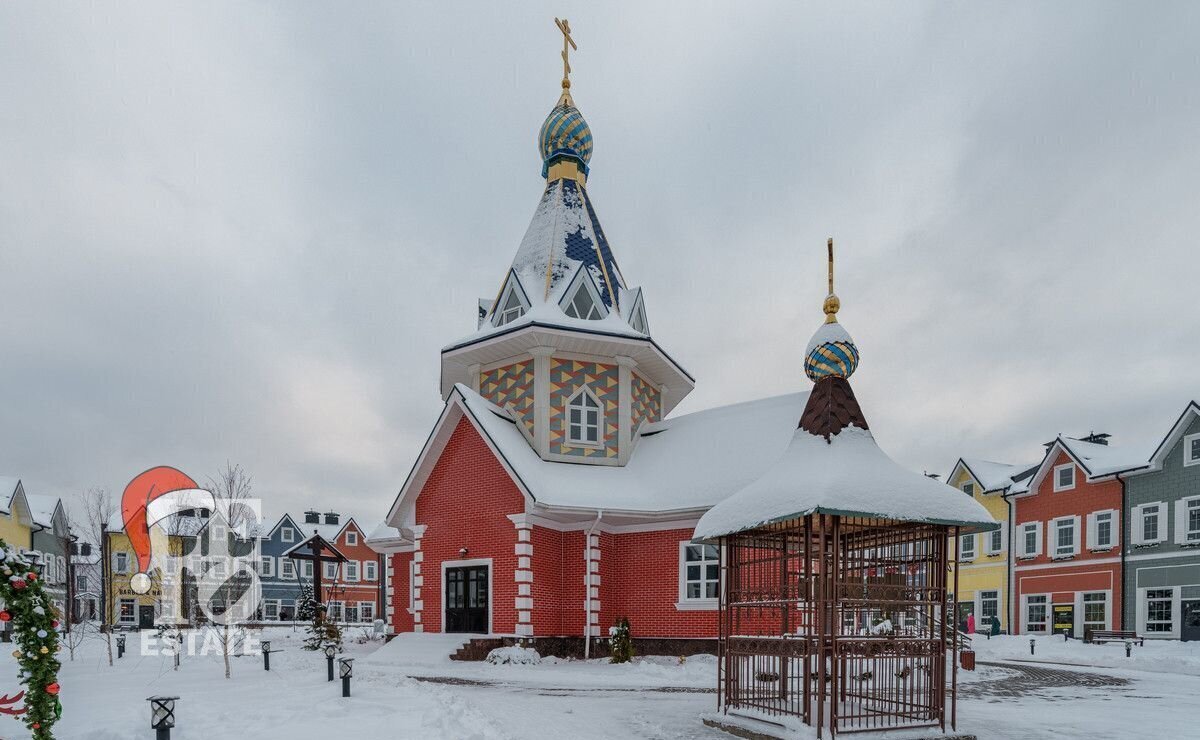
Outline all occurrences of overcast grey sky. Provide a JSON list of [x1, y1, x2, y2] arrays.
[[2, 2, 1198, 526]]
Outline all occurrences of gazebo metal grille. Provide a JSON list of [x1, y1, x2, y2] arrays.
[[718, 514, 960, 736]]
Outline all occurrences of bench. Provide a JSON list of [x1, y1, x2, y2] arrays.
[[1088, 630, 1144, 646]]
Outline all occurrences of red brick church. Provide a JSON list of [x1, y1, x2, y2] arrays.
[[368, 50, 806, 651]]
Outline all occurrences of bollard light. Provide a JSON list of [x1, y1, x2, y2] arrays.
[[339, 657, 354, 697], [1125, 640, 1132, 658], [263, 640, 272, 671], [147, 695, 178, 740], [117, 633, 127, 659], [324, 644, 337, 682], [1029, 638, 1036, 656]]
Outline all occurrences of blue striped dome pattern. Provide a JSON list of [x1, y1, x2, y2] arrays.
[[804, 340, 860, 381], [538, 104, 594, 168]]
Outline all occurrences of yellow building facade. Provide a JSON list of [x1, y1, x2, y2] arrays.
[[105, 530, 193, 628], [0, 479, 34, 551], [947, 459, 1028, 633]]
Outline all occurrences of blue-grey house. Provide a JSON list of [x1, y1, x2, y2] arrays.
[[1123, 400, 1200, 640], [258, 513, 309, 620]]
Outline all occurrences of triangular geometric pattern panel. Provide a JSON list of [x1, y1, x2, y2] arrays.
[[480, 360, 535, 434], [549, 358, 620, 459], [630, 372, 661, 431]]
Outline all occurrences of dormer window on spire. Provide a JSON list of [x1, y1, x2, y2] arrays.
[[560, 268, 607, 321], [565, 287, 602, 319], [498, 291, 525, 325], [629, 300, 649, 334], [493, 272, 531, 327]]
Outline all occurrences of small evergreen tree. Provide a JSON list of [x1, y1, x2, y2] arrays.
[[609, 617, 634, 664], [300, 591, 342, 653]]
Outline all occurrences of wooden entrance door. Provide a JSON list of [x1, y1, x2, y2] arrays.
[[1182, 600, 1200, 642], [138, 605, 156, 630], [445, 566, 488, 633]]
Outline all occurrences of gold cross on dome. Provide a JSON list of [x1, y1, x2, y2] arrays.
[[555, 17, 577, 91]]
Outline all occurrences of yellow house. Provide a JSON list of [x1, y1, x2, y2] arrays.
[[105, 511, 211, 628], [0, 477, 34, 550], [946, 459, 1035, 633]]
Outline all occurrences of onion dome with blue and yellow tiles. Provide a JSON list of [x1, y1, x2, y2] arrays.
[[804, 239, 860, 382], [539, 91, 594, 179]]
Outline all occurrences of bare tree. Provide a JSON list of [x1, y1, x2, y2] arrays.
[[205, 463, 256, 679], [75, 487, 116, 667]]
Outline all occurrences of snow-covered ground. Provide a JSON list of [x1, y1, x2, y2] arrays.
[[6, 627, 1200, 739]]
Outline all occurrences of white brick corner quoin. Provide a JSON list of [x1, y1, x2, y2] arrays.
[[584, 531, 601, 637], [411, 524, 427, 633], [510, 515, 534, 636]]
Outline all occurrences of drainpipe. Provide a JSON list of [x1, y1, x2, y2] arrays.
[[1003, 491, 1013, 634], [1117, 471, 1128, 631], [583, 511, 603, 659]]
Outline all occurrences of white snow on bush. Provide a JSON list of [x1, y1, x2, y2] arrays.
[[485, 646, 541, 665]]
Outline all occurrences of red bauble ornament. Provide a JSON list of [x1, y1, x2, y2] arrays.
[[45, 683, 59, 695], [51, 620, 59, 629], [11, 579, 26, 591], [25, 572, 37, 581], [32, 722, 40, 729], [0, 611, 10, 622]]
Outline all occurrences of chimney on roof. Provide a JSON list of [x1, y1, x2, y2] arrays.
[[81, 543, 92, 556], [1080, 431, 1111, 446], [304, 510, 320, 524], [324, 512, 339, 526]]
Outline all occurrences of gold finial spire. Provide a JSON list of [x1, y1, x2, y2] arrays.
[[823, 237, 841, 323], [555, 17, 577, 106]]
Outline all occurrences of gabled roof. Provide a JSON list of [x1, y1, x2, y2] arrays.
[[263, 513, 303, 541], [1141, 400, 1200, 472], [1020, 435, 1150, 494], [949, 458, 1033, 494], [386, 384, 809, 527], [0, 477, 20, 514], [24, 494, 65, 531]]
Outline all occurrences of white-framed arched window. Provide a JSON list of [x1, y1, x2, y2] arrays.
[[567, 387, 602, 446]]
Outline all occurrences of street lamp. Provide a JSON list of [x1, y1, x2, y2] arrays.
[[147, 696, 178, 740], [1125, 639, 1133, 658], [339, 657, 354, 697], [1029, 638, 1036, 655], [324, 644, 337, 681], [262, 640, 272, 671], [117, 632, 127, 659]]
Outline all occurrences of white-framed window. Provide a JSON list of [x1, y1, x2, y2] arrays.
[[281, 559, 296, 579], [303, 561, 313, 579], [1133, 503, 1167, 545], [118, 598, 136, 624], [1052, 516, 1079, 558], [983, 524, 1004, 556], [1019, 521, 1043, 558], [679, 542, 720, 601], [1087, 510, 1117, 550], [979, 590, 1000, 623], [346, 531, 358, 546], [1024, 594, 1049, 633], [345, 604, 359, 623], [324, 562, 337, 580], [359, 601, 375, 623], [1053, 463, 1076, 492], [1175, 496, 1200, 545], [566, 388, 602, 446], [259, 556, 275, 578], [345, 561, 359, 582], [563, 280, 604, 320], [364, 560, 377, 581], [1184, 432, 1200, 467], [45, 557, 56, 583], [1145, 588, 1174, 633], [75, 574, 87, 592], [959, 533, 976, 561], [494, 279, 528, 327], [961, 482, 975, 497], [1081, 592, 1108, 635], [115, 552, 129, 574], [629, 300, 649, 334], [281, 527, 295, 543], [263, 599, 280, 620], [327, 600, 344, 622], [57, 556, 67, 583]]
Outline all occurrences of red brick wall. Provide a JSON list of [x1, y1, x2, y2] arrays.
[[529, 525, 565, 635], [607, 528, 718, 639], [325, 520, 384, 618], [390, 551, 414, 633], [414, 416, 525, 634], [1012, 450, 1123, 632]]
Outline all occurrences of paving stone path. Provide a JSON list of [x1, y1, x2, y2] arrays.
[[962, 660, 1130, 700]]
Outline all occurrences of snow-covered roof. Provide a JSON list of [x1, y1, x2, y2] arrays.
[[24, 493, 62, 529], [955, 458, 1031, 493], [0, 477, 20, 513], [391, 384, 808, 520], [1057, 436, 1149, 477], [1140, 400, 1200, 472], [695, 426, 997, 540], [446, 177, 650, 351]]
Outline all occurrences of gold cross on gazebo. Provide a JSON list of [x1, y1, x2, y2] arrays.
[[555, 17, 577, 93]]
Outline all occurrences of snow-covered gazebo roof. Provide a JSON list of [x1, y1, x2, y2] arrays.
[[695, 241, 997, 540]]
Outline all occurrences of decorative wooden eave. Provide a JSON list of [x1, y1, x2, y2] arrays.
[[285, 533, 348, 563]]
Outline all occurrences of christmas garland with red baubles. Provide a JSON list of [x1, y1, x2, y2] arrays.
[[0, 540, 62, 739]]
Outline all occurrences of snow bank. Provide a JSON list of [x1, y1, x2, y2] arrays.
[[485, 646, 541, 665], [973, 633, 1200, 676]]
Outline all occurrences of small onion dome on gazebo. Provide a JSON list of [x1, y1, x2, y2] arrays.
[[693, 241, 997, 541]]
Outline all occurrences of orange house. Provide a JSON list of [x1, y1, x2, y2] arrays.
[[1007, 434, 1145, 638]]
